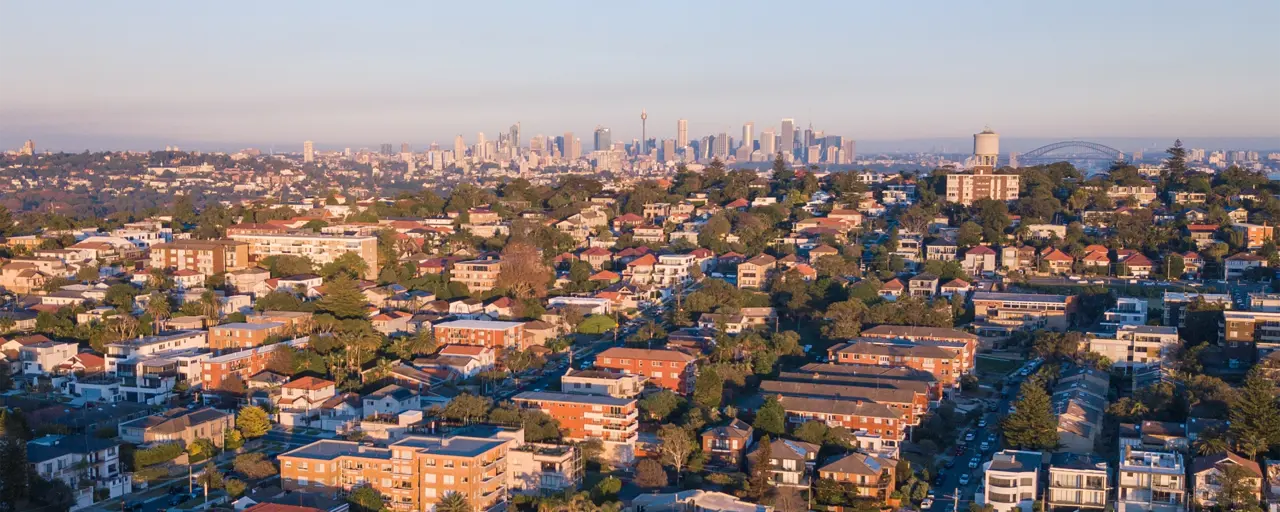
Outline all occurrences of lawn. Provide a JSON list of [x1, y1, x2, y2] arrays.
[[975, 355, 1022, 376]]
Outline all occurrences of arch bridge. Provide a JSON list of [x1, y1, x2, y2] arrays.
[[1014, 141, 1127, 166]]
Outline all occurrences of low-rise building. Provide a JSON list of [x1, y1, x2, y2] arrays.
[[452, 259, 502, 293], [701, 419, 754, 469], [775, 396, 905, 445], [595, 347, 697, 394], [561, 369, 646, 398], [737, 255, 775, 289], [513, 391, 638, 463], [508, 442, 584, 495], [1047, 453, 1108, 511], [972, 292, 1077, 335], [27, 434, 132, 509], [118, 407, 234, 447], [1191, 451, 1263, 509], [747, 437, 819, 488], [1087, 325, 1179, 371], [209, 322, 287, 350], [1118, 449, 1186, 512], [433, 320, 527, 350], [817, 451, 897, 502], [978, 450, 1043, 512], [149, 239, 249, 277]]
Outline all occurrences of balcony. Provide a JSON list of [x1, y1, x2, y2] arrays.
[[989, 492, 1018, 504], [989, 478, 1019, 488]]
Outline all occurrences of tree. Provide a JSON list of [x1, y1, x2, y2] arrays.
[[263, 255, 316, 278], [197, 289, 222, 323], [316, 276, 369, 319], [794, 421, 829, 446], [1164, 139, 1188, 177], [747, 435, 775, 500], [320, 252, 371, 280], [105, 283, 139, 311], [347, 487, 386, 512], [145, 291, 171, 334], [76, 265, 99, 282], [225, 478, 247, 499], [591, 476, 622, 502], [635, 458, 668, 488], [1216, 463, 1263, 510], [1194, 429, 1229, 456], [496, 242, 552, 299], [957, 221, 983, 248], [233, 452, 277, 479], [821, 300, 867, 339], [639, 390, 681, 421], [693, 367, 724, 410], [754, 395, 787, 436], [437, 491, 473, 512], [0, 433, 29, 508], [1228, 369, 1280, 458], [1001, 383, 1059, 451], [187, 438, 216, 462], [658, 425, 696, 484], [197, 462, 225, 490], [443, 394, 492, 425], [236, 406, 271, 438]]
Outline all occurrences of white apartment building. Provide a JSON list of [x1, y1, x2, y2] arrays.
[[546, 296, 612, 316], [1118, 449, 1186, 512], [1047, 454, 1108, 511], [653, 253, 698, 287], [228, 232, 378, 280], [1103, 297, 1149, 327], [978, 450, 1042, 512], [19, 341, 78, 375], [1088, 325, 1179, 371], [104, 330, 208, 373], [27, 435, 133, 510], [560, 369, 647, 398]]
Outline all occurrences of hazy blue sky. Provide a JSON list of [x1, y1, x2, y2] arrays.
[[2, 0, 1277, 151]]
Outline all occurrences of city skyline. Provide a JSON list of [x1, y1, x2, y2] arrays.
[[2, 1, 1278, 151]]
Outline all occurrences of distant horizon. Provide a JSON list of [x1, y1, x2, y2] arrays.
[[7, 133, 1279, 155]]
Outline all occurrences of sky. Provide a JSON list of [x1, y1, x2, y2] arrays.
[[2, 0, 1278, 152]]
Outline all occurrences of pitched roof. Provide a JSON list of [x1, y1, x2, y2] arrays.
[[966, 245, 996, 255], [819, 452, 891, 476], [1191, 451, 1261, 477], [282, 376, 335, 391], [598, 347, 696, 363]]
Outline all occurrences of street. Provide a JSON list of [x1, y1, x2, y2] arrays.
[[930, 366, 1027, 511]]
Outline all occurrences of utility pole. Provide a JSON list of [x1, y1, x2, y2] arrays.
[[953, 487, 960, 512]]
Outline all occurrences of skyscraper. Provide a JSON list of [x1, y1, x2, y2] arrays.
[[19, 140, 34, 156], [379, 143, 394, 156], [742, 122, 754, 153], [662, 139, 676, 163], [594, 126, 612, 151], [303, 140, 314, 163], [780, 119, 795, 157], [713, 133, 729, 159], [841, 140, 856, 164], [454, 135, 466, 160], [760, 128, 776, 156], [677, 119, 688, 148], [509, 123, 521, 149], [401, 142, 411, 154]]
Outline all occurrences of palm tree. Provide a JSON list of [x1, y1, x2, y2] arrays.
[[1195, 432, 1229, 456], [198, 290, 221, 326], [145, 291, 171, 334], [436, 491, 472, 512]]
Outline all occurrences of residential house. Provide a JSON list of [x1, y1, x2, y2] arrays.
[[1191, 452, 1262, 510], [701, 419, 754, 469], [1047, 453, 1108, 511], [561, 369, 646, 399], [1225, 253, 1268, 280], [277, 377, 337, 427], [1118, 450, 1186, 512], [963, 246, 998, 275], [362, 384, 418, 417], [118, 407, 234, 447], [817, 452, 897, 502], [737, 255, 776, 289], [1040, 248, 1074, 274], [27, 435, 132, 509], [747, 438, 820, 488], [878, 279, 905, 300]]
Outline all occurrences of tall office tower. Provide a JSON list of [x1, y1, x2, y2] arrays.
[[344, 147, 352, 158], [594, 126, 612, 151], [804, 127, 815, 148], [742, 122, 755, 153], [841, 140, 856, 164], [303, 140, 315, 163], [510, 123, 521, 149], [454, 135, 466, 160], [19, 139, 34, 156], [662, 139, 676, 162], [570, 138, 582, 160], [477, 132, 486, 151], [561, 133, 574, 159], [807, 145, 822, 165], [677, 119, 688, 148], [713, 133, 730, 159], [781, 119, 795, 157], [429, 142, 439, 151], [825, 146, 839, 164], [380, 143, 394, 156], [760, 128, 777, 156], [554, 136, 565, 157], [401, 142, 411, 154]]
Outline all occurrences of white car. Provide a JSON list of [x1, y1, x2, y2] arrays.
[[964, 432, 975, 441], [969, 457, 980, 469], [959, 474, 971, 485], [921, 498, 934, 509], [977, 419, 987, 428]]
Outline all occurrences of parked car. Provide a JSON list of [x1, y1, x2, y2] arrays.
[[969, 456, 981, 469], [921, 498, 934, 509], [964, 431, 975, 441], [977, 418, 987, 428], [980, 442, 990, 451], [959, 473, 971, 485]]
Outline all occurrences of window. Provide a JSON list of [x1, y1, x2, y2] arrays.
[[444, 475, 455, 484], [425, 474, 436, 483]]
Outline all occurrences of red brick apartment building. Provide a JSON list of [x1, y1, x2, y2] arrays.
[[432, 320, 526, 350], [513, 391, 638, 463], [828, 340, 964, 389], [594, 347, 697, 394]]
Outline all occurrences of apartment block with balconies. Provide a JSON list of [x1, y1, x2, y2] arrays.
[[513, 391, 638, 464], [1047, 453, 1108, 511], [979, 450, 1043, 512], [1221, 310, 1280, 368], [280, 434, 511, 512], [228, 233, 379, 280], [1118, 449, 1186, 512]]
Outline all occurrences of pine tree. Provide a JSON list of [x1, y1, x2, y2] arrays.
[[1229, 369, 1280, 458], [1001, 383, 1059, 451], [748, 435, 775, 500], [315, 276, 369, 319]]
